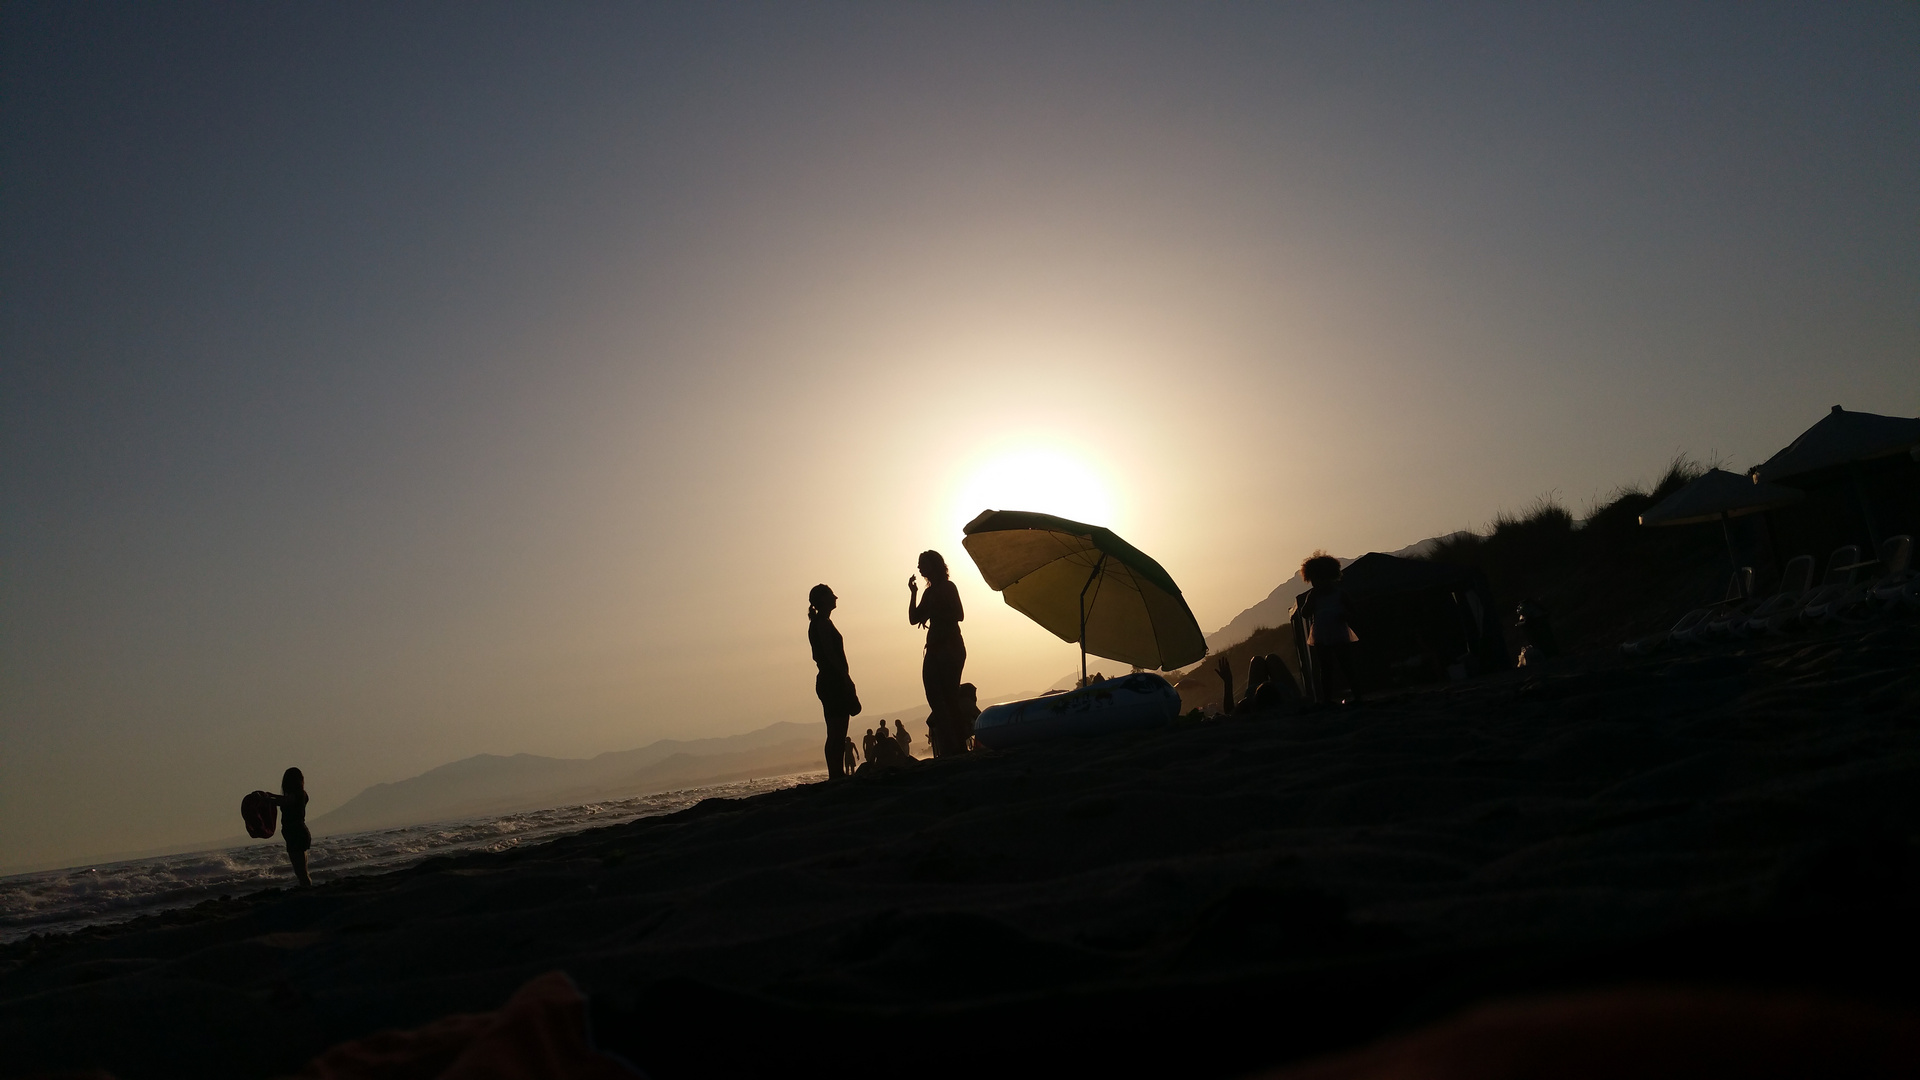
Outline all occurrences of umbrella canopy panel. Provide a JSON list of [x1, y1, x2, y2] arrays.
[[1639, 468, 1804, 526], [1750, 406, 1920, 485], [962, 510, 1207, 671]]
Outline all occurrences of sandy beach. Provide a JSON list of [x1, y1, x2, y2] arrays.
[[2, 617, 1916, 1078]]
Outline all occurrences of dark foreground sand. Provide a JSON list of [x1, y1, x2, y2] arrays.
[[4, 621, 1919, 1079]]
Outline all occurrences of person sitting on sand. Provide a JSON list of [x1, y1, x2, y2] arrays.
[[1299, 553, 1363, 705], [1213, 655, 1242, 715], [1215, 654, 1290, 716], [1243, 654, 1272, 709], [808, 584, 862, 781], [1261, 653, 1303, 708], [954, 683, 981, 750], [893, 718, 912, 757], [861, 725, 917, 769], [909, 550, 967, 756], [267, 767, 313, 887]]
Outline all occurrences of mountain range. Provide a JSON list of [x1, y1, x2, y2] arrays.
[[313, 534, 1456, 835], [311, 722, 826, 835]]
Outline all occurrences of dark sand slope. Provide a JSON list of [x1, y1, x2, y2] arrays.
[[4, 624, 1919, 1079]]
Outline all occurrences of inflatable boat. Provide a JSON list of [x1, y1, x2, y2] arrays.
[[972, 672, 1182, 750]]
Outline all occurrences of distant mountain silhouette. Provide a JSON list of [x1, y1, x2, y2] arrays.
[[1203, 535, 1464, 654], [312, 722, 823, 835]]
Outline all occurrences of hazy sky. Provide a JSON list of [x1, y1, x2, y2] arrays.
[[3, 2, 1916, 871]]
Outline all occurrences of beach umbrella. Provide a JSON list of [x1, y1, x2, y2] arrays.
[[1639, 469, 1804, 526], [1749, 406, 1920, 485], [1639, 468, 1804, 576], [961, 509, 1207, 684], [1749, 406, 1920, 548]]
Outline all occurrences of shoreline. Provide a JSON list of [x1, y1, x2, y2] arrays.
[[3, 618, 1917, 1077], [0, 773, 827, 946]]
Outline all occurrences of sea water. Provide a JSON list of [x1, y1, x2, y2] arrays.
[[0, 772, 823, 944]]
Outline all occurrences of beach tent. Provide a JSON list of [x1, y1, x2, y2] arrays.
[[1638, 468, 1804, 578], [961, 509, 1207, 683], [1289, 552, 1506, 702], [1749, 406, 1920, 555]]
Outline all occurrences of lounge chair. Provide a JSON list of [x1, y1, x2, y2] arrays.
[[1806, 535, 1912, 622], [1866, 535, 1916, 609], [1621, 567, 1753, 655], [1669, 567, 1755, 645], [1720, 555, 1814, 638], [1749, 546, 1858, 635]]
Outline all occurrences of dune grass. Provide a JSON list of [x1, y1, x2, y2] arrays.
[[1423, 457, 1724, 653]]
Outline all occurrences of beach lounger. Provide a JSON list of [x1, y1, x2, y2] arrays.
[[1866, 535, 1916, 609], [1723, 555, 1814, 638], [1806, 535, 1911, 622], [1672, 566, 1753, 645], [1621, 567, 1753, 654], [1749, 546, 1857, 635]]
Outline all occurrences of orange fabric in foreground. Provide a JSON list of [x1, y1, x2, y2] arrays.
[[284, 971, 638, 1080], [1261, 986, 1920, 1080]]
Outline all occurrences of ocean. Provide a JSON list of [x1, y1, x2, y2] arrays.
[[0, 772, 823, 944]]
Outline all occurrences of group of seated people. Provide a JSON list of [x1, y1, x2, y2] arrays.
[[846, 719, 917, 772], [1213, 652, 1306, 715]]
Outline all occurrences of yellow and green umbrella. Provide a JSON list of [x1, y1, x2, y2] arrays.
[[961, 509, 1207, 683]]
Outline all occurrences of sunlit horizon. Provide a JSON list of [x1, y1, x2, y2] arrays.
[[3, 4, 1915, 872]]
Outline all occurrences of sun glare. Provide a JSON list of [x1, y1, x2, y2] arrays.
[[951, 447, 1117, 530]]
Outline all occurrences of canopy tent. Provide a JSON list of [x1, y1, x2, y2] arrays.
[[1750, 406, 1920, 484], [961, 510, 1207, 681], [1289, 552, 1507, 702]]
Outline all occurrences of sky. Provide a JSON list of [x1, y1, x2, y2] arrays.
[[3, 2, 1916, 871]]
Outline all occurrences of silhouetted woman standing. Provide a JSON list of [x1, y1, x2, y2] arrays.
[[908, 550, 966, 754], [808, 584, 860, 780], [268, 767, 313, 887]]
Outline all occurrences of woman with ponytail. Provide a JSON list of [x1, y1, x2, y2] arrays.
[[808, 584, 861, 779]]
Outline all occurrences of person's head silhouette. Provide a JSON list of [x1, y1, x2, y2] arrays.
[[917, 550, 949, 583], [1302, 553, 1341, 587], [282, 767, 304, 796], [808, 584, 837, 619]]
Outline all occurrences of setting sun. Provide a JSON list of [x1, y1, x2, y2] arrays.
[[950, 446, 1118, 531]]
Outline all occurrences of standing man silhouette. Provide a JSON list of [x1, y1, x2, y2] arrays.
[[808, 584, 860, 779]]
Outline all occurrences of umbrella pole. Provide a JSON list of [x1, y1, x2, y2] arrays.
[[1719, 511, 1738, 576], [1079, 554, 1106, 688]]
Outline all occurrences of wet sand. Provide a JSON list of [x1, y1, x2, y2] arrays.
[[4, 621, 1918, 1079]]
